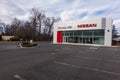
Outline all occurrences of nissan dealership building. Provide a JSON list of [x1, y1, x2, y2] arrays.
[[53, 18, 112, 46]]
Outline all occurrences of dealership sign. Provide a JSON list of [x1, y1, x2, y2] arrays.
[[58, 26, 72, 29], [77, 24, 97, 28]]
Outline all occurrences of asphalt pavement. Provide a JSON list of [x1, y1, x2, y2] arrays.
[[0, 42, 120, 80], [0, 41, 20, 50]]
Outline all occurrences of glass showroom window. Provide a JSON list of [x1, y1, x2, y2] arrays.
[[62, 29, 104, 45]]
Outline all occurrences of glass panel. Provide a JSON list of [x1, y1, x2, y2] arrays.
[[94, 29, 104, 36], [68, 37, 74, 43], [83, 30, 92, 35], [62, 29, 104, 45], [69, 31, 73, 37]]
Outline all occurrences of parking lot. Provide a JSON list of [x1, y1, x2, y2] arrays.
[[0, 42, 120, 80], [0, 41, 20, 50]]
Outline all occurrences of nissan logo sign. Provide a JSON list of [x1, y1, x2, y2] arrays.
[[77, 24, 97, 28]]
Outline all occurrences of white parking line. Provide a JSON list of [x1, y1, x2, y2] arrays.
[[55, 47, 69, 51], [14, 75, 25, 80], [55, 49, 61, 51], [51, 53, 56, 55], [54, 61, 120, 76], [70, 56, 120, 63], [89, 47, 98, 49]]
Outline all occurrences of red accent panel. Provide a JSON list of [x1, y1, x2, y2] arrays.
[[57, 31, 62, 43]]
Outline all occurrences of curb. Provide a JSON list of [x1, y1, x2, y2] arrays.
[[52, 43, 120, 48], [19, 43, 39, 48]]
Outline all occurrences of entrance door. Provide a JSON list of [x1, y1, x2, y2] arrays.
[[63, 36, 68, 43]]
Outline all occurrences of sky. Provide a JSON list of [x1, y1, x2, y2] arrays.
[[0, 0, 120, 34]]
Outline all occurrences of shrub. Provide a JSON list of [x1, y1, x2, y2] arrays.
[[21, 41, 38, 47]]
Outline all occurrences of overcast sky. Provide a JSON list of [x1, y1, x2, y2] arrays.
[[0, 0, 120, 33]]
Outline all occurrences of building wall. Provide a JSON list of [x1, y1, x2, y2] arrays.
[[53, 18, 112, 46], [104, 18, 112, 46], [2, 36, 14, 41]]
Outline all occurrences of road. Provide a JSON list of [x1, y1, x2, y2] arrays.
[[0, 42, 120, 80]]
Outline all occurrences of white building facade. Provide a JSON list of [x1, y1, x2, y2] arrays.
[[53, 18, 112, 46]]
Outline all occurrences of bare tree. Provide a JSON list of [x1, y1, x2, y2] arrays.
[[10, 17, 21, 36], [43, 17, 60, 35], [4, 8, 61, 41], [30, 8, 45, 34], [5, 24, 11, 36], [112, 25, 118, 39]]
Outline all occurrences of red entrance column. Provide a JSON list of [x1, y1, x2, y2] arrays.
[[57, 31, 62, 43]]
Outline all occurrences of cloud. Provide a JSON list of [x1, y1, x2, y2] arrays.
[[113, 19, 120, 35], [60, 9, 88, 21], [113, 19, 120, 29], [0, 0, 120, 33], [0, 0, 28, 23]]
